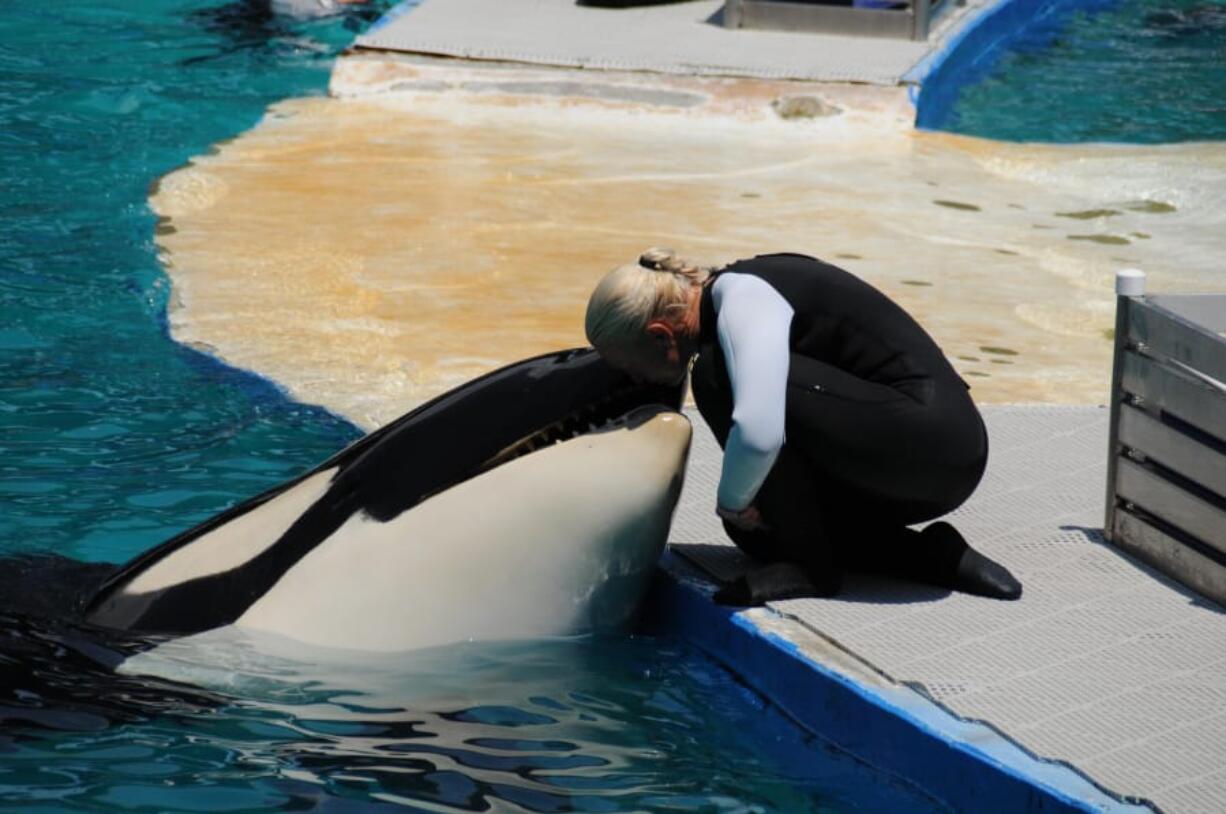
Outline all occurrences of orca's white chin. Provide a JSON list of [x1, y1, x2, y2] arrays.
[[232, 407, 692, 652]]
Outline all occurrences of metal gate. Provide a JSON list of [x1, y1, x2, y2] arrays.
[[1105, 269, 1226, 606]]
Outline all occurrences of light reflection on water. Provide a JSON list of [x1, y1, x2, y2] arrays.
[[0, 610, 940, 812]]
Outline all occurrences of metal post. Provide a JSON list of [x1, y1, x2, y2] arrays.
[[723, 0, 744, 28], [912, 0, 931, 40], [1104, 268, 1146, 541]]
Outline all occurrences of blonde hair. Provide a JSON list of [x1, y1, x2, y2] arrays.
[[585, 248, 711, 354]]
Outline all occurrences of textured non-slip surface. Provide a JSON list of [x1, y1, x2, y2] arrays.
[[674, 405, 1226, 813], [357, 0, 964, 84]]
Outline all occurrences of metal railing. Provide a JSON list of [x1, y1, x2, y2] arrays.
[[723, 0, 951, 41], [1104, 269, 1226, 607]]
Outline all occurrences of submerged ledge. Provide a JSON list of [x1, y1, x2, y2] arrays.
[[150, 54, 1226, 429]]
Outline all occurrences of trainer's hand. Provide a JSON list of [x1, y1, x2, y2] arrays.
[[716, 504, 769, 533]]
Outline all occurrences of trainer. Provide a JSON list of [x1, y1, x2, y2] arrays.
[[584, 248, 1022, 605]]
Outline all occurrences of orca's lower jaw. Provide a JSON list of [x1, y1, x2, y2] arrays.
[[231, 407, 694, 652]]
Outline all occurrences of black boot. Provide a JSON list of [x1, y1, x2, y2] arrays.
[[921, 521, 1023, 600]]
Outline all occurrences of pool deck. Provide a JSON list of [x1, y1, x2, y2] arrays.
[[672, 405, 1226, 813], [354, 0, 982, 85]]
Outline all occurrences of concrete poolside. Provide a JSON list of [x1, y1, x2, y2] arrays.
[[673, 404, 1226, 813], [355, 0, 972, 84]]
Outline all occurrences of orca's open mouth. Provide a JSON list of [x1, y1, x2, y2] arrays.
[[478, 385, 680, 473]]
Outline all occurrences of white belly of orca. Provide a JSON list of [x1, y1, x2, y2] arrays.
[[223, 409, 690, 652]]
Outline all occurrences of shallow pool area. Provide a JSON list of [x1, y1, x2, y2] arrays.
[[149, 53, 1226, 426]]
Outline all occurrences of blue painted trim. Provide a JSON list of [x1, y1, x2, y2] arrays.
[[365, 0, 425, 36], [903, 0, 1015, 87], [908, 0, 1120, 131], [640, 552, 1156, 813]]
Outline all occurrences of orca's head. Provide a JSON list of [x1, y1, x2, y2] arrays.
[[326, 347, 690, 522]]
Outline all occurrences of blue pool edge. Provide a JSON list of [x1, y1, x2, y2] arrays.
[[906, 0, 1121, 131], [639, 550, 1156, 814]]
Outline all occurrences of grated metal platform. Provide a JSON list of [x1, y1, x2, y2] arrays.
[[673, 405, 1226, 813], [355, 0, 970, 85]]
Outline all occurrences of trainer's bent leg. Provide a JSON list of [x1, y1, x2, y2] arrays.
[[844, 523, 1022, 600], [777, 353, 1021, 598]]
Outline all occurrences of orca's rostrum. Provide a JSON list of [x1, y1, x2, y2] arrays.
[[84, 349, 692, 652]]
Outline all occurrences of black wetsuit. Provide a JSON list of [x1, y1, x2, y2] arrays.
[[692, 253, 1007, 598]]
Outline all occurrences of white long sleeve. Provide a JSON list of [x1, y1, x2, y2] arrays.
[[711, 273, 793, 511]]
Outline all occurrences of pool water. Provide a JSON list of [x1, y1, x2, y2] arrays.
[[3, 610, 937, 813], [944, 0, 1226, 143], [0, 0, 371, 564], [0, 2, 941, 811]]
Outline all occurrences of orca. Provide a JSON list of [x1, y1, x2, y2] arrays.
[[81, 348, 691, 653]]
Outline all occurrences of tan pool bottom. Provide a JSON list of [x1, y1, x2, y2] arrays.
[[151, 63, 1226, 429]]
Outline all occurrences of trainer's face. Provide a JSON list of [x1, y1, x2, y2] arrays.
[[604, 332, 689, 386]]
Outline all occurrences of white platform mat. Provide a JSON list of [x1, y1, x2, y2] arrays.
[[356, 0, 942, 84], [673, 405, 1226, 813]]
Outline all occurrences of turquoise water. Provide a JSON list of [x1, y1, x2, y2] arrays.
[[944, 0, 1226, 143], [0, 0, 370, 563], [0, 2, 940, 811]]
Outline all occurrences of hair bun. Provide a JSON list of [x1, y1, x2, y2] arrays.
[[636, 246, 710, 282], [638, 248, 670, 272], [639, 247, 683, 273]]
